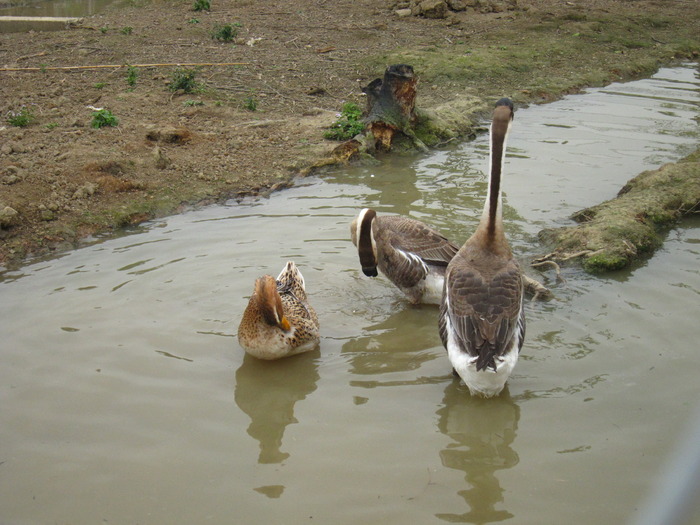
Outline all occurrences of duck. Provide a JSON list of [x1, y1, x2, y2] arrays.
[[350, 208, 459, 304], [438, 98, 526, 398], [238, 261, 320, 360]]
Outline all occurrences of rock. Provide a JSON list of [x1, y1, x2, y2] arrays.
[[145, 126, 192, 144], [0, 206, 19, 229], [1, 143, 13, 155], [3, 166, 22, 185], [419, 0, 448, 18], [72, 183, 97, 200], [40, 209, 56, 221], [153, 145, 171, 169], [395, 8, 413, 16], [447, 0, 467, 10]]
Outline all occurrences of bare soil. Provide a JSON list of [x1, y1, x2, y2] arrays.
[[0, 0, 698, 267]]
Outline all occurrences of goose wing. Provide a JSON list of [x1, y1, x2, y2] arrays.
[[374, 216, 458, 289], [439, 258, 524, 371], [381, 216, 459, 265]]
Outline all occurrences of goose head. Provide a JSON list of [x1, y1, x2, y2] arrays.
[[254, 274, 291, 332], [350, 208, 379, 277]]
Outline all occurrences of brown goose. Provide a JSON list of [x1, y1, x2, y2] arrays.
[[350, 208, 459, 304], [238, 261, 320, 360], [438, 98, 525, 397]]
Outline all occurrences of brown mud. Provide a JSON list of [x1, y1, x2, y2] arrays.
[[1, 0, 698, 268]]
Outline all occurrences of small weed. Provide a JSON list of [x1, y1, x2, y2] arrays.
[[126, 65, 138, 87], [6, 106, 35, 127], [40, 63, 47, 73], [211, 23, 238, 41], [323, 102, 364, 140], [243, 94, 257, 111], [188, 17, 200, 24], [183, 99, 205, 107], [192, 0, 210, 11], [168, 68, 201, 93], [91, 109, 119, 129], [100, 26, 109, 34], [94, 82, 107, 89], [45, 122, 59, 130], [121, 26, 133, 35]]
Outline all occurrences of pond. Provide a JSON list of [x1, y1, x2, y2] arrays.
[[0, 64, 698, 524], [0, 0, 114, 18]]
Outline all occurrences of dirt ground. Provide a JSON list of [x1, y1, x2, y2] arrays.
[[0, 0, 698, 267]]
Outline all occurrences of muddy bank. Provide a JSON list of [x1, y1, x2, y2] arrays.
[[1, 0, 698, 268], [537, 148, 700, 273]]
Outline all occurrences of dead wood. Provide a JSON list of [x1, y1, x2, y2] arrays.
[[362, 64, 428, 152]]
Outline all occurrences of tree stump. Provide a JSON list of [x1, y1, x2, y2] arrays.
[[363, 64, 428, 152]]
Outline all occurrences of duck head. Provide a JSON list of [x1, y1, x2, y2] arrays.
[[254, 275, 291, 332]]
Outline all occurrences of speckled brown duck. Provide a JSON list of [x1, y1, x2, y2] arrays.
[[439, 98, 526, 398], [350, 208, 459, 305], [238, 261, 320, 360]]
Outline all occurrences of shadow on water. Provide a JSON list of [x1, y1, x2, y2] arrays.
[[436, 383, 520, 524]]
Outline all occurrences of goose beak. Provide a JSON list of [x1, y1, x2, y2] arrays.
[[362, 266, 378, 277]]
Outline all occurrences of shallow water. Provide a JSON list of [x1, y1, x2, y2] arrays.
[[0, 64, 698, 524], [0, 0, 114, 17]]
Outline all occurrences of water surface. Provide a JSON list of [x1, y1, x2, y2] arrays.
[[1, 64, 698, 524]]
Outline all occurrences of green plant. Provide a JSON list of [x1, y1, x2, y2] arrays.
[[100, 26, 108, 34], [91, 109, 119, 129], [94, 82, 107, 89], [211, 23, 238, 41], [323, 102, 364, 140], [243, 94, 257, 111], [121, 26, 133, 35], [192, 0, 210, 11], [168, 68, 201, 93], [45, 122, 59, 130], [183, 99, 204, 107], [126, 65, 138, 87], [6, 106, 34, 127], [188, 17, 200, 24]]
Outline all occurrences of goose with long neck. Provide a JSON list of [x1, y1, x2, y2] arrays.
[[350, 208, 459, 304], [438, 98, 525, 397]]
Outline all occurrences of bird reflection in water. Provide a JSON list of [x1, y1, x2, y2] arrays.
[[234, 350, 320, 464], [436, 381, 520, 523]]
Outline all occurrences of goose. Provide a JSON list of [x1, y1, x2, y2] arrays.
[[438, 98, 526, 397], [350, 208, 459, 304], [238, 261, 320, 360]]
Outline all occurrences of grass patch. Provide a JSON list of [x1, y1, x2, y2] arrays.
[[323, 102, 364, 140], [91, 109, 119, 129], [126, 65, 138, 87], [168, 68, 202, 93], [211, 23, 240, 41], [242, 93, 258, 111], [367, 9, 699, 106], [6, 106, 34, 127]]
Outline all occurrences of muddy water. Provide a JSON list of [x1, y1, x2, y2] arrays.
[[1, 64, 698, 524], [0, 0, 114, 17]]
